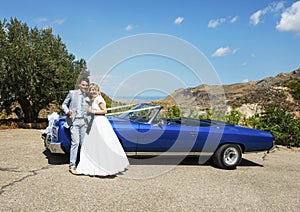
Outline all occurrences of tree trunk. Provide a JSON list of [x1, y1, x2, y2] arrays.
[[18, 97, 38, 123]]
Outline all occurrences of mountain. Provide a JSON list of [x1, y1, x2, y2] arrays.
[[153, 68, 300, 118]]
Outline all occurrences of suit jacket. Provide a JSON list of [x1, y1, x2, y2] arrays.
[[62, 89, 91, 128]]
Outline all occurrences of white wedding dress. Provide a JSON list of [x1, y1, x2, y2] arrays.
[[76, 95, 129, 176]]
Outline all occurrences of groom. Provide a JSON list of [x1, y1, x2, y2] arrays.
[[62, 77, 90, 175]]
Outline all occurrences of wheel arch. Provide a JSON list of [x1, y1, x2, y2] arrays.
[[215, 142, 245, 154]]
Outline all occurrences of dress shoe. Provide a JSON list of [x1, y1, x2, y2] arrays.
[[69, 167, 78, 175]]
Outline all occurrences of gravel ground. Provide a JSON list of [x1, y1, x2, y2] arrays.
[[0, 129, 299, 211]]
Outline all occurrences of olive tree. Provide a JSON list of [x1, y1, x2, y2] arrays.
[[0, 18, 88, 123]]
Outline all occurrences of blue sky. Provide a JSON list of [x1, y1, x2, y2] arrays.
[[1, 0, 300, 99]]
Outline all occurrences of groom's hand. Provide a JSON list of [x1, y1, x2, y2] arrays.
[[67, 111, 73, 116]]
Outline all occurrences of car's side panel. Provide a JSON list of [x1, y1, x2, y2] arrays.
[[219, 126, 274, 152], [135, 123, 200, 153], [195, 125, 221, 152], [108, 118, 138, 152]]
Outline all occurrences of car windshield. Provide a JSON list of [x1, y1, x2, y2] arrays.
[[116, 103, 161, 123]]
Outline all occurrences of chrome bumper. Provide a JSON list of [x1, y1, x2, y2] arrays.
[[267, 142, 276, 153], [47, 143, 65, 154], [43, 133, 65, 154]]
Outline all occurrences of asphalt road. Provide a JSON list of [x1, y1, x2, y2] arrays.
[[0, 129, 299, 211]]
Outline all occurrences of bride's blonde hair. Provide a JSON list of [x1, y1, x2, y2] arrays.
[[88, 83, 100, 100]]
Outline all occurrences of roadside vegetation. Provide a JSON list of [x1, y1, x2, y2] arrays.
[[166, 102, 299, 147]]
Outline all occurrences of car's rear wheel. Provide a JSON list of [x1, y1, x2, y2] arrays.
[[213, 144, 242, 169]]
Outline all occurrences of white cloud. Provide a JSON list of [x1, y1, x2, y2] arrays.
[[241, 62, 248, 67], [269, 1, 285, 13], [250, 10, 262, 26], [232, 48, 240, 54], [125, 24, 133, 31], [52, 19, 65, 25], [212, 47, 230, 57], [276, 1, 300, 35], [208, 18, 226, 28], [242, 79, 249, 83], [212, 47, 239, 57], [174, 16, 184, 25], [35, 17, 47, 24], [230, 16, 239, 23], [250, 1, 285, 26], [208, 16, 238, 28], [35, 18, 65, 26]]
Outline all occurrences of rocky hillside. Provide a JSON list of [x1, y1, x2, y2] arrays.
[[153, 68, 300, 117]]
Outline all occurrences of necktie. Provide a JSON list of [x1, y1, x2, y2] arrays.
[[81, 93, 85, 115]]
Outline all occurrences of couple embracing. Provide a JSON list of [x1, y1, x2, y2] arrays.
[[62, 77, 129, 176]]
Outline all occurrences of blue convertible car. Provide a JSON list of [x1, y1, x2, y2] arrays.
[[42, 103, 274, 169]]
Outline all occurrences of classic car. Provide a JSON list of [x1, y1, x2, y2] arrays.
[[42, 103, 274, 169]]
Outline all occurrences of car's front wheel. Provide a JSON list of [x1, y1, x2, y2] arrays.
[[43, 133, 50, 149], [213, 144, 242, 169]]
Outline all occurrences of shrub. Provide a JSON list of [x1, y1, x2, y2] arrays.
[[208, 104, 299, 147], [173, 104, 299, 147], [258, 103, 300, 147], [285, 79, 300, 101], [200, 108, 212, 119], [226, 110, 242, 125], [166, 105, 181, 118]]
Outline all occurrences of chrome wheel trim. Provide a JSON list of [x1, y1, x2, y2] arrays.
[[223, 147, 239, 166]]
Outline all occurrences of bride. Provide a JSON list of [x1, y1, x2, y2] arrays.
[[76, 83, 129, 176]]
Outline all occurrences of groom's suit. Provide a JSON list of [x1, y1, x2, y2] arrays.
[[62, 89, 91, 169]]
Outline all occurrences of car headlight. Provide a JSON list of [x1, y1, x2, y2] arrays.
[[52, 126, 58, 138]]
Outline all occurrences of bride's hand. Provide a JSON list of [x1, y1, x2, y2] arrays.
[[86, 108, 94, 114]]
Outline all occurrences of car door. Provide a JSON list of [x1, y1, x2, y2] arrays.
[[195, 123, 226, 154], [136, 122, 200, 153], [108, 117, 139, 152]]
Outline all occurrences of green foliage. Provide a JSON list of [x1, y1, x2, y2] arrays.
[[187, 107, 196, 118], [257, 104, 300, 147], [202, 105, 299, 147], [198, 108, 224, 121], [166, 105, 181, 118], [0, 18, 88, 122], [242, 113, 262, 129], [285, 79, 300, 101], [206, 109, 225, 121], [104, 98, 111, 109], [200, 108, 212, 119], [225, 110, 242, 125]]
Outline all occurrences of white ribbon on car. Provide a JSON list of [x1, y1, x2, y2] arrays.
[[106, 105, 161, 116], [107, 104, 136, 111]]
